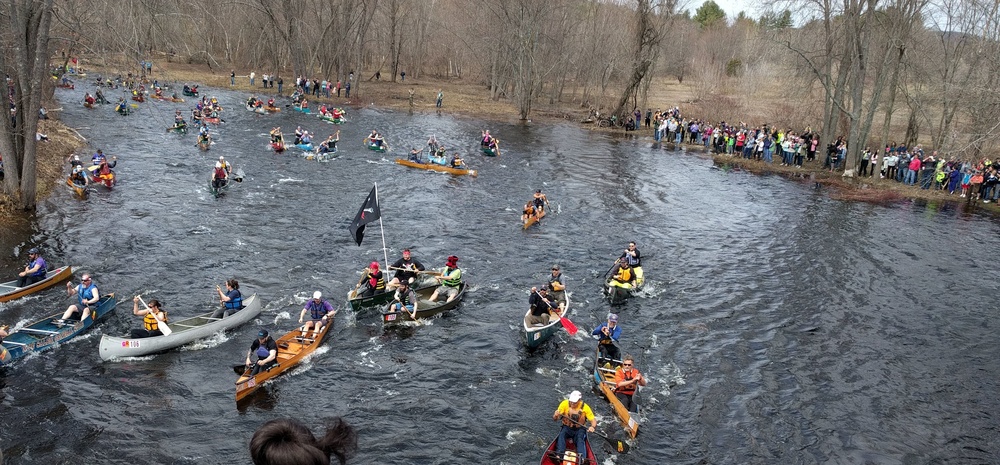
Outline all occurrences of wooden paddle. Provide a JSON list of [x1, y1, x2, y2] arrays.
[[137, 295, 172, 336], [566, 418, 630, 454], [534, 290, 577, 335]]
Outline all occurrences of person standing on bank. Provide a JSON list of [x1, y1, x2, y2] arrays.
[[17, 248, 46, 287], [130, 295, 168, 338], [213, 278, 243, 318], [613, 354, 647, 412], [552, 390, 596, 460], [592, 313, 622, 363], [246, 329, 278, 376], [59, 274, 100, 322]]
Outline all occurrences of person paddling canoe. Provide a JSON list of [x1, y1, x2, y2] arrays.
[[387, 248, 426, 291], [299, 291, 335, 338], [129, 295, 168, 338], [355, 262, 386, 298], [245, 329, 278, 376], [427, 256, 462, 304]]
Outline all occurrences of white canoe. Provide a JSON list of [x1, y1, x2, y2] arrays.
[[98, 293, 263, 361]]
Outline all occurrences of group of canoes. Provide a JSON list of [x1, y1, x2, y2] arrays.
[[65, 150, 117, 197]]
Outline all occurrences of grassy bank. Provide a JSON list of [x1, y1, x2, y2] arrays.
[[0, 117, 86, 216]]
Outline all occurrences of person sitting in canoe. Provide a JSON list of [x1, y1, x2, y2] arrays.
[[70, 154, 84, 169], [249, 418, 358, 465], [299, 291, 335, 338], [58, 274, 100, 323], [387, 248, 426, 290], [297, 98, 309, 111], [211, 161, 229, 189], [270, 127, 284, 144], [331, 108, 344, 119], [527, 286, 559, 326], [428, 147, 447, 166], [172, 110, 187, 130], [213, 278, 243, 318], [592, 313, 621, 363], [95, 89, 108, 104], [69, 165, 89, 187], [372, 131, 385, 148], [552, 390, 597, 461], [0, 324, 8, 344], [481, 129, 493, 147], [607, 261, 636, 290], [318, 131, 339, 154], [318, 104, 329, 116], [427, 255, 462, 304], [266, 98, 275, 108], [618, 241, 643, 285], [245, 329, 278, 376], [84, 93, 95, 106], [613, 354, 647, 412], [390, 280, 419, 320], [129, 296, 168, 338], [191, 108, 202, 123], [153, 87, 163, 97], [450, 153, 466, 169], [355, 262, 386, 298], [300, 131, 312, 146], [547, 265, 566, 309], [532, 189, 550, 214], [16, 247, 46, 288], [427, 135, 440, 152], [294, 126, 304, 145], [521, 202, 537, 226], [408, 148, 423, 163]]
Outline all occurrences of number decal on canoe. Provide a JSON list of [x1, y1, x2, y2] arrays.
[[120, 340, 141, 348], [386, 314, 397, 321]]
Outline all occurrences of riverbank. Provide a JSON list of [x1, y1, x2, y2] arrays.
[[0, 117, 86, 217]]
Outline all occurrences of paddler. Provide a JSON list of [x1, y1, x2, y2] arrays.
[[245, 329, 278, 376], [129, 295, 168, 338], [613, 354, 647, 412], [355, 261, 386, 298], [427, 255, 462, 304]]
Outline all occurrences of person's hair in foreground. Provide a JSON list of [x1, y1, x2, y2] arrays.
[[250, 417, 357, 465]]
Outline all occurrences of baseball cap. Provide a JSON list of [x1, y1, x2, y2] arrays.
[[608, 313, 618, 322], [568, 390, 582, 403], [313, 291, 322, 299], [28, 248, 39, 255], [258, 329, 268, 338]]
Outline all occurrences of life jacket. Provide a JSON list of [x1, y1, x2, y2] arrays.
[[616, 267, 633, 282], [561, 404, 586, 428], [143, 310, 166, 331], [367, 270, 386, 291], [77, 283, 97, 306], [616, 368, 638, 395], [30, 258, 46, 277], [524, 205, 535, 216], [395, 289, 414, 306], [307, 300, 328, 319], [255, 340, 272, 358], [224, 290, 243, 310], [214, 167, 227, 180], [442, 267, 462, 287]]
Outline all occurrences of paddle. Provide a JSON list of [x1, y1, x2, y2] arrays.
[[566, 418, 630, 454], [602, 259, 621, 279], [137, 295, 172, 336], [494, 138, 501, 156], [534, 290, 577, 335]]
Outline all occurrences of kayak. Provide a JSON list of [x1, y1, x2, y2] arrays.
[[98, 293, 263, 360], [395, 159, 477, 177], [539, 434, 598, 465], [0, 265, 73, 303], [593, 349, 640, 438], [1, 294, 117, 367], [523, 290, 569, 349], [235, 319, 332, 402], [382, 283, 467, 326]]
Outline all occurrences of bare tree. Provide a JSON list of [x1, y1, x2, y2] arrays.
[[612, 0, 673, 119]]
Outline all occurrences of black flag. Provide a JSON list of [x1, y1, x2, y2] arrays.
[[349, 185, 381, 246]]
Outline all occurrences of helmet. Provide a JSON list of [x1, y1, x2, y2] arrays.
[[219, 156, 224, 161], [215, 162, 222, 168], [28, 247, 39, 255]]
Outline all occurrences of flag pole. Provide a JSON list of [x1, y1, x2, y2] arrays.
[[374, 182, 389, 270]]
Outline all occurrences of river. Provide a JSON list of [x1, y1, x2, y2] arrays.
[[0, 83, 998, 464]]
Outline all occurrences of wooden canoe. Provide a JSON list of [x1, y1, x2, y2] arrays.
[[235, 319, 332, 402], [0, 294, 116, 366], [523, 209, 546, 229], [98, 293, 263, 360], [523, 291, 569, 349], [539, 434, 598, 465], [381, 283, 466, 325], [592, 350, 640, 438], [0, 265, 73, 303], [395, 159, 477, 177], [66, 176, 88, 198], [265, 105, 281, 113]]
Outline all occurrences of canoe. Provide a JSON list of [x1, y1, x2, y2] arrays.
[[83, 102, 94, 109], [523, 291, 569, 349], [481, 145, 499, 157], [523, 209, 546, 229], [246, 104, 266, 114], [539, 434, 598, 465], [98, 293, 263, 360], [382, 283, 466, 326], [86, 165, 116, 189], [66, 176, 88, 198], [115, 104, 131, 115], [198, 139, 211, 151], [271, 141, 286, 153], [166, 125, 188, 134], [346, 275, 437, 312], [235, 319, 332, 402], [183, 89, 199, 96], [0, 265, 73, 303], [295, 143, 314, 151], [0, 294, 116, 366], [592, 350, 640, 438], [319, 114, 346, 124], [365, 140, 388, 153], [204, 117, 221, 124], [302, 151, 338, 162], [265, 105, 281, 113], [292, 106, 311, 114], [167, 97, 185, 103], [604, 268, 644, 305], [395, 159, 477, 177], [131, 95, 145, 102], [209, 178, 230, 197]]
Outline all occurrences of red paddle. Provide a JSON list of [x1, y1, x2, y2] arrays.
[[535, 290, 577, 335]]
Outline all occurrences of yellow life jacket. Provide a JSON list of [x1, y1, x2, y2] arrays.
[[143, 310, 166, 331]]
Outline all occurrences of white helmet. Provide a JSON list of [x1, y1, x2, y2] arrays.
[[219, 156, 224, 161], [215, 162, 222, 168]]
